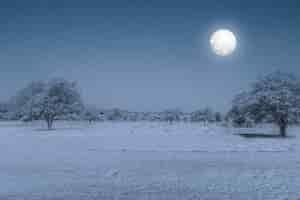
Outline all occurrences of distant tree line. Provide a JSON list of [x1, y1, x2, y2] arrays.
[[0, 79, 223, 129]]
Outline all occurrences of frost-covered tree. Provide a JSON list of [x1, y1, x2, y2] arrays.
[[107, 108, 123, 121], [162, 109, 181, 123], [232, 71, 300, 137], [18, 79, 83, 129], [38, 79, 83, 129], [83, 105, 102, 122], [191, 108, 215, 122]]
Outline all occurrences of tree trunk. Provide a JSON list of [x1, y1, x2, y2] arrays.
[[279, 124, 287, 137], [46, 118, 53, 130]]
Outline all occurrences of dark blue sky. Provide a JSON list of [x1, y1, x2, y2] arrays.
[[0, 0, 300, 112]]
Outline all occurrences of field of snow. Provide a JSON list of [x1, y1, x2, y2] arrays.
[[1, 121, 300, 199]]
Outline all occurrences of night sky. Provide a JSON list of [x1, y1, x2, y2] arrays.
[[0, 0, 299, 112]]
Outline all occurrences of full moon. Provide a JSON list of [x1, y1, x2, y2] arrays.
[[210, 29, 237, 56]]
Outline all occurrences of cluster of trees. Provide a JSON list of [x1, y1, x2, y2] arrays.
[[83, 108, 222, 123], [1, 71, 300, 137], [191, 108, 222, 123]]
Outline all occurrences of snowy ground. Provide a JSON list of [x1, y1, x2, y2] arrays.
[[1, 121, 300, 199]]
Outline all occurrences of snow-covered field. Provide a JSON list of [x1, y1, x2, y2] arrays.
[[1, 121, 300, 199]]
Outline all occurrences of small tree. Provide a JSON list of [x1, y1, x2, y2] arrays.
[[162, 109, 181, 124], [84, 105, 102, 123], [232, 71, 300, 137], [191, 107, 215, 123], [107, 108, 123, 121]]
